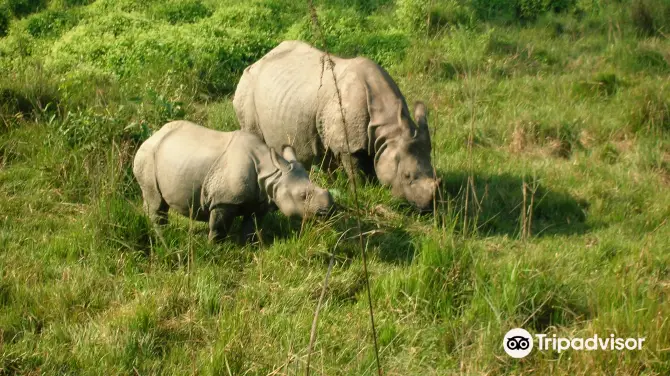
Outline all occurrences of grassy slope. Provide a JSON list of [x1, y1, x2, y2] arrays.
[[1, 0, 669, 374]]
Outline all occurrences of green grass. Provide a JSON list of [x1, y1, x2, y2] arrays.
[[1, 0, 670, 374]]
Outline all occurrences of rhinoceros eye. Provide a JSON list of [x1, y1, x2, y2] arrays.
[[299, 191, 308, 201], [403, 172, 411, 180]]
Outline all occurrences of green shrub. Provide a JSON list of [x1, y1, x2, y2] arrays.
[[46, 12, 278, 97], [196, 28, 278, 95], [286, 7, 408, 68], [0, 87, 33, 116], [397, 0, 475, 34], [318, 0, 393, 14], [134, 88, 187, 127], [212, 2, 300, 33], [151, 0, 212, 25], [471, 0, 577, 22], [90, 0, 163, 13], [396, 0, 474, 33], [46, 0, 94, 8], [5, 0, 46, 18], [24, 9, 79, 37], [56, 64, 118, 107], [286, 6, 365, 51], [60, 0, 94, 6], [0, 72, 60, 120], [56, 109, 134, 149], [396, 0, 428, 33], [427, 1, 476, 30], [355, 31, 409, 68], [0, 4, 10, 37]]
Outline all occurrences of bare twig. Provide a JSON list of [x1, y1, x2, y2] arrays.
[[306, 229, 350, 375], [307, 2, 382, 375], [521, 179, 528, 240]]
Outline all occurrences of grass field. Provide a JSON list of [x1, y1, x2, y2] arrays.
[[1, 0, 669, 374]]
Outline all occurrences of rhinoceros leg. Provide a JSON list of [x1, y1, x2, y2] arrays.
[[240, 212, 266, 244], [208, 204, 238, 243], [142, 189, 169, 226], [340, 151, 374, 187]]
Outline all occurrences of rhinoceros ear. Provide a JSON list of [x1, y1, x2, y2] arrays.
[[396, 99, 404, 125], [269, 148, 286, 171], [414, 101, 428, 132]]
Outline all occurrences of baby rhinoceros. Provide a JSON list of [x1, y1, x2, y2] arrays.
[[133, 121, 335, 242]]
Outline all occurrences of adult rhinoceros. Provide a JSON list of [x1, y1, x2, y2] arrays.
[[233, 40, 438, 211]]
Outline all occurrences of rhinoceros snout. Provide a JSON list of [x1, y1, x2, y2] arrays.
[[315, 189, 336, 217], [407, 177, 439, 212], [316, 205, 336, 218], [302, 187, 335, 219]]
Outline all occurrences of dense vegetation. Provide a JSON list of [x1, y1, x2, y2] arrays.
[[1, 0, 669, 374]]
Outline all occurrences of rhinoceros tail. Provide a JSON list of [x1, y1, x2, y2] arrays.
[[133, 122, 184, 207]]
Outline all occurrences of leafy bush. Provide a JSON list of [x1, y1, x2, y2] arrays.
[[0, 4, 10, 37], [4, 0, 46, 18], [56, 64, 118, 107], [0, 72, 60, 120], [212, 2, 300, 33], [396, 0, 429, 33], [471, 0, 577, 22], [286, 6, 365, 51], [0, 86, 33, 116], [194, 27, 278, 95], [151, 0, 212, 25], [90, 0, 163, 13], [398, 0, 578, 32], [24, 9, 79, 38], [397, 0, 475, 34], [130, 87, 187, 128], [286, 7, 408, 67], [56, 109, 134, 148], [46, 11, 278, 97], [318, 0, 393, 14], [59, 0, 95, 7], [427, 1, 476, 30]]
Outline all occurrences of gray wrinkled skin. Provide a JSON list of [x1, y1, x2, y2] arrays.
[[233, 40, 438, 211], [133, 121, 334, 242]]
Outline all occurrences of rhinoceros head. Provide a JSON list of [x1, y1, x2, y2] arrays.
[[373, 101, 438, 212], [270, 146, 335, 219]]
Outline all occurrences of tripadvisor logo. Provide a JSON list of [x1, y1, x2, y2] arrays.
[[503, 328, 645, 358], [503, 328, 533, 358]]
